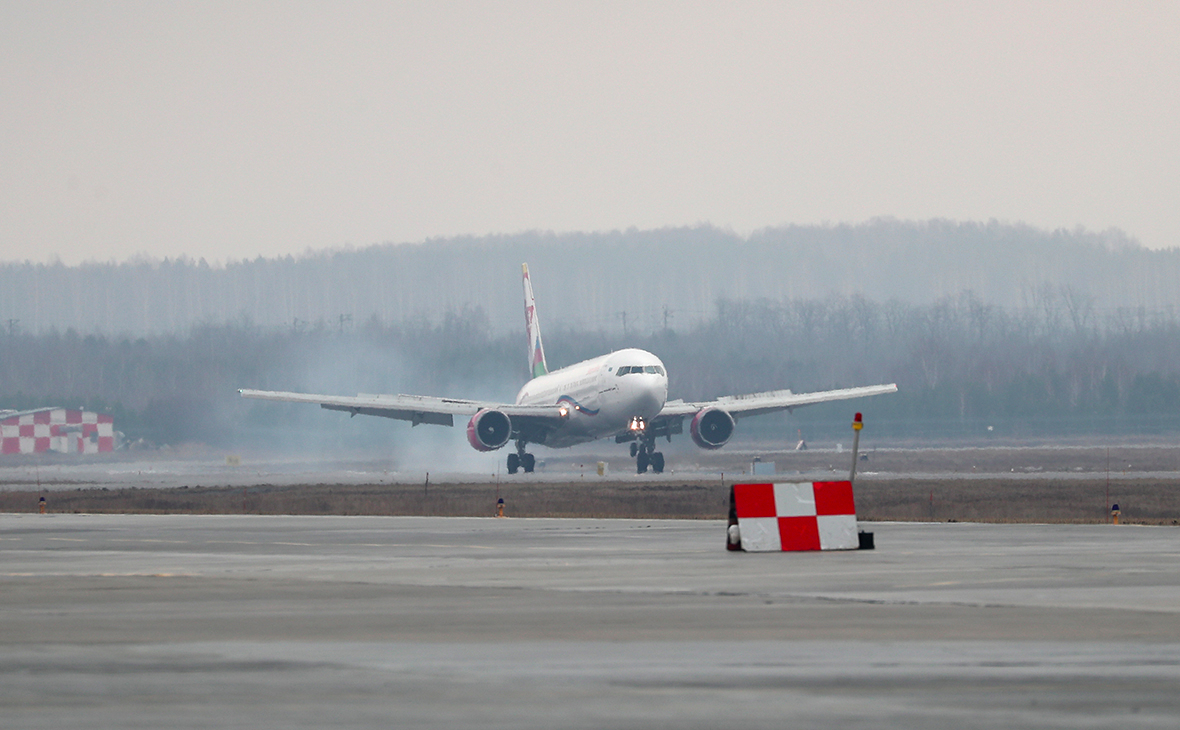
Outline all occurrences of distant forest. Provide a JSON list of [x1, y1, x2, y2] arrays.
[[2, 220, 1178, 337], [3, 287, 1180, 447]]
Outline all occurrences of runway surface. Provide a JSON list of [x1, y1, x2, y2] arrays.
[[3, 514, 1179, 729], [4, 441, 1179, 492]]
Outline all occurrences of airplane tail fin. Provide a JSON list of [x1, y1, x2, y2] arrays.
[[522, 263, 549, 379]]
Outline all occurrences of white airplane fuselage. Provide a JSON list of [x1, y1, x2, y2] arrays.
[[515, 348, 668, 448]]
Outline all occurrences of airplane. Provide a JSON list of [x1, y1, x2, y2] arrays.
[[239, 264, 897, 474]]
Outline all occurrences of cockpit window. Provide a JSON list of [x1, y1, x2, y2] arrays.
[[616, 365, 665, 376]]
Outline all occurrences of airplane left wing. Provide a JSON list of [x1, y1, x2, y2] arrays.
[[657, 383, 898, 420], [238, 389, 566, 427]]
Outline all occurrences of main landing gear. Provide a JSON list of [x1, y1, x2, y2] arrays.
[[507, 440, 535, 474], [631, 439, 665, 474]]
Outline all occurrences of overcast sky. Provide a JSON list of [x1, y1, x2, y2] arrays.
[[2, 1, 1178, 265]]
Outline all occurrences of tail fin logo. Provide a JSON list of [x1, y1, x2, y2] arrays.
[[523, 264, 549, 379]]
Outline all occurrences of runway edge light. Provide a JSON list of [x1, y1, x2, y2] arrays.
[[850, 412, 873, 550]]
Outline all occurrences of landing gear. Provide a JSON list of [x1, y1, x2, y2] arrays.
[[507, 440, 535, 475], [633, 439, 665, 474]]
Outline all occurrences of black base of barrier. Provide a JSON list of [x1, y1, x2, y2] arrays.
[[858, 531, 875, 550]]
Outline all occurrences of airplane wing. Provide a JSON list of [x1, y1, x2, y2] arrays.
[[238, 389, 566, 427], [657, 383, 898, 420]]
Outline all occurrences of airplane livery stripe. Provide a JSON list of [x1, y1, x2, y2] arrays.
[[556, 395, 600, 416]]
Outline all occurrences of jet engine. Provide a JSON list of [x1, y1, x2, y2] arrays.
[[466, 409, 512, 451], [690, 407, 735, 449]]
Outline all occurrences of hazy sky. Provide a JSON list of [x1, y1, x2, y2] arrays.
[[2, 1, 1178, 264]]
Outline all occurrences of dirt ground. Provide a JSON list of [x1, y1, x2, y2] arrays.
[[3, 444, 1179, 524], [704, 443, 1180, 476], [5, 472, 1178, 526]]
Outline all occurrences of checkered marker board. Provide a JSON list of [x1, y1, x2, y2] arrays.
[[1, 409, 114, 454], [733, 481, 859, 552]]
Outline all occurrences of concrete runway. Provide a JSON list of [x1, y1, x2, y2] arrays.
[[3, 514, 1179, 729]]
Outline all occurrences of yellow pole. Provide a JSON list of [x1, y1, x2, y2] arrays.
[[849, 413, 863, 485]]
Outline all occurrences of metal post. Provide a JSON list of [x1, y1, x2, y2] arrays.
[[849, 412, 863, 485]]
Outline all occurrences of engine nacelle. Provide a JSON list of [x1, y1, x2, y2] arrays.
[[466, 408, 512, 451], [690, 407, 735, 449]]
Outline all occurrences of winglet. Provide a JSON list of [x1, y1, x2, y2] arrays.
[[522, 263, 548, 379]]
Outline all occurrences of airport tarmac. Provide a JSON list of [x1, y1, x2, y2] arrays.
[[3, 514, 1179, 729]]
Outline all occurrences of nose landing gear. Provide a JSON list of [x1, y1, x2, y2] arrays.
[[507, 440, 535, 474], [634, 439, 664, 474]]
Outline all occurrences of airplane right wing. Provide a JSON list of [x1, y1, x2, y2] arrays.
[[657, 383, 899, 421], [640, 383, 895, 449]]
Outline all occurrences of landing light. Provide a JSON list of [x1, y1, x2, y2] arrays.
[[558, 406, 569, 417]]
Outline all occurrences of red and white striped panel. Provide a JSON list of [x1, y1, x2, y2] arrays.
[[1, 413, 36, 454], [1, 410, 115, 454], [733, 481, 859, 552]]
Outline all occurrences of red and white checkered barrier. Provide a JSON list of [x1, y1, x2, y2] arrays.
[[1, 409, 115, 455], [731, 481, 859, 551]]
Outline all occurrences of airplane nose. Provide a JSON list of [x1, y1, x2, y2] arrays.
[[632, 378, 665, 419]]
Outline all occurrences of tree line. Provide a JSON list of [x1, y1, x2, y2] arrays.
[[2, 220, 1176, 338], [3, 290, 1180, 447]]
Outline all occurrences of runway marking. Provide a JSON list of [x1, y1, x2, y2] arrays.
[[96, 572, 199, 578], [897, 576, 1046, 588], [46, 537, 86, 542], [4, 572, 199, 577], [409, 543, 496, 550], [109, 538, 191, 544], [355, 543, 498, 550]]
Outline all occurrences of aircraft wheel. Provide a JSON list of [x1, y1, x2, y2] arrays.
[[636, 450, 649, 474], [507, 452, 520, 475], [650, 452, 665, 474], [629, 442, 638, 458], [522, 453, 535, 473]]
